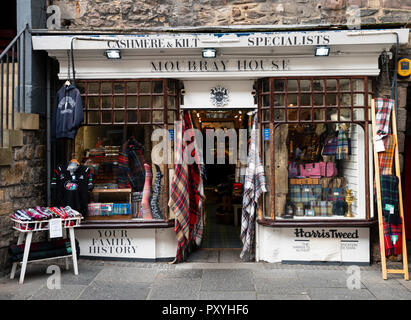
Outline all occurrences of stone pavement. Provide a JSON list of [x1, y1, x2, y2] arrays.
[[1, 249, 411, 300]]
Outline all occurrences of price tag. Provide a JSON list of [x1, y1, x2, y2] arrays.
[[49, 218, 63, 238], [385, 204, 395, 214], [334, 192, 340, 196], [375, 138, 385, 153]]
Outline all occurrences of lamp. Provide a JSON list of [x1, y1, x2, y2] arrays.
[[315, 46, 330, 57], [105, 49, 121, 59], [202, 48, 217, 58]]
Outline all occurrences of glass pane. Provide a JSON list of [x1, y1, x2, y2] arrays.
[[300, 80, 311, 91], [127, 82, 137, 94], [152, 96, 163, 108], [273, 109, 285, 121], [300, 109, 311, 121], [353, 79, 365, 91], [313, 109, 325, 121], [153, 81, 163, 94], [127, 110, 137, 123], [114, 96, 124, 109], [77, 82, 86, 94], [88, 96, 100, 109], [101, 97, 111, 109], [368, 94, 372, 106], [274, 79, 285, 92], [313, 79, 324, 92], [262, 94, 270, 107], [300, 94, 311, 106], [114, 111, 124, 123], [101, 82, 112, 94], [340, 79, 350, 91], [127, 96, 137, 108], [327, 109, 338, 121], [262, 78, 269, 93], [140, 111, 151, 123], [114, 82, 124, 94], [287, 80, 298, 92], [313, 94, 324, 106], [353, 93, 365, 106], [274, 94, 285, 107], [87, 82, 99, 94], [87, 111, 99, 124], [139, 96, 150, 109], [326, 93, 337, 106], [326, 79, 337, 91], [263, 109, 270, 122], [167, 81, 176, 94], [153, 111, 163, 123], [340, 94, 351, 106], [102, 111, 112, 123], [140, 81, 150, 94], [287, 109, 298, 121], [340, 108, 352, 121], [368, 80, 373, 92], [168, 96, 176, 109], [354, 108, 365, 121], [287, 94, 298, 107], [168, 111, 175, 123]]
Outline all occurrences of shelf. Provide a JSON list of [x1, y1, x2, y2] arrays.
[[91, 188, 132, 193]]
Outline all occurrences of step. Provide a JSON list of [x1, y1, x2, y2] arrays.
[[1, 113, 39, 130], [1, 129, 23, 148], [0, 147, 12, 166]]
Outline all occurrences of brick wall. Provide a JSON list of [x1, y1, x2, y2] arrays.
[[50, 0, 411, 29]]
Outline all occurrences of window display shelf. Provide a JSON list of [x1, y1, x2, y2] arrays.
[[91, 188, 132, 193], [257, 218, 377, 228]]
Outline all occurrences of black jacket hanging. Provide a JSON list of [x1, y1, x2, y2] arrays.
[[52, 84, 84, 141]]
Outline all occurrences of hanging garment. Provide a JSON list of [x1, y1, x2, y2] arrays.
[[51, 84, 84, 141], [51, 164, 93, 215], [375, 98, 394, 139], [150, 164, 163, 220], [117, 138, 146, 191], [168, 112, 205, 263], [141, 163, 153, 219], [240, 114, 267, 259], [336, 128, 349, 160]]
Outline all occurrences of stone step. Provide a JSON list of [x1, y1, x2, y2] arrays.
[[1, 129, 23, 148], [1, 113, 39, 130], [0, 147, 12, 166]]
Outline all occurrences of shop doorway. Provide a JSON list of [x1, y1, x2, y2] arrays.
[[188, 109, 251, 249]]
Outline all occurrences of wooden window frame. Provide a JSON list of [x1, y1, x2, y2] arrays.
[[257, 76, 375, 226]]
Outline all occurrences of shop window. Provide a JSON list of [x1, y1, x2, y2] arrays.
[[74, 79, 180, 223], [259, 76, 374, 222]]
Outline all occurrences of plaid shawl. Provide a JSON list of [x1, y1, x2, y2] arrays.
[[380, 175, 401, 225], [240, 114, 267, 259], [383, 217, 403, 257], [375, 98, 394, 139], [336, 128, 349, 160], [169, 112, 204, 262], [378, 134, 395, 175], [117, 138, 146, 191]]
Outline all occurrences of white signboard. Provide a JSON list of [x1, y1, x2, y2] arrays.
[[49, 218, 63, 238], [257, 225, 370, 264]]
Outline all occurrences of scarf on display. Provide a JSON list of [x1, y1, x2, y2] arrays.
[[117, 138, 146, 191], [375, 98, 394, 140], [240, 114, 267, 259], [169, 112, 204, 263], [336, 128, 349, 160]]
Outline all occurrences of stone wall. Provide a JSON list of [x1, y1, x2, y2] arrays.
[[0, 118, 47, 276], [49, 0, 411, 30]]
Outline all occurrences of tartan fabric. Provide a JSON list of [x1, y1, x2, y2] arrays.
[[290, 185, 302, 203], [383, 217, 403, 257], [375, 98, 394, 139], [319, 201, 328, 217], [336, 128, 349, 160], [240, 114, 267, 259], [378, 134, 395, 175], [117, 138, 146, 191], [322, 137, 338, 155], [169, 112, 204, 263], [380, 175, 401, 225]]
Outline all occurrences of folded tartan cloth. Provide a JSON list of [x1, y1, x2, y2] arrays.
[[9, 239, 71, 255], [380, 175, 401, 225]]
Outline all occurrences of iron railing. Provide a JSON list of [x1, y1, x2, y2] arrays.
[[0, 24, 29, 147]]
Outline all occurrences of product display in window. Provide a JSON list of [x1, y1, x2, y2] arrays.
[[278, 123, 363, 219]]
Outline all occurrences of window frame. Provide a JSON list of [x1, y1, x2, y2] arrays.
[[257, 76, 374, 226]]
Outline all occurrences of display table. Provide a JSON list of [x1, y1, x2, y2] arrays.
[[10, 216, 82, 284]]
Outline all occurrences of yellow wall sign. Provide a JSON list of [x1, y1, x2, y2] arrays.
[[398, 58, 411, 78]]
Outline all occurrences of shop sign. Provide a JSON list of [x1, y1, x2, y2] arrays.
[[150, 59, 289, 73]]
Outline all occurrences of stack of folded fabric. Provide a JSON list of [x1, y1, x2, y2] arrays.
[[9, 238, 80, 262]]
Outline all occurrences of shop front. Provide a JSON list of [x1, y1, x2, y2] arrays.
[[32, 28, 409, 264]]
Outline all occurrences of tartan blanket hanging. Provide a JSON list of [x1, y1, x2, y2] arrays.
[[168, 112, 204, 263], [240, 113, 267, 259]]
